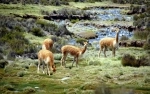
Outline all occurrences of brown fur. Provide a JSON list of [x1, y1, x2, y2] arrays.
[[61, 42, 88, 67], [42, 38, 53, 50], [99, 28, 120, 57], [37, 49, 56, 76]]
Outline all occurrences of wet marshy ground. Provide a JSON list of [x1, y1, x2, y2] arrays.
[[65, 8, 134, 45]]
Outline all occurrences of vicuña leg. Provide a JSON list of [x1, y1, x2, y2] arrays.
[[76, 57, 79, 67], [61, 54, 67, 67], [103, 47, 107, 57], [99, 47, 103, 57], [37, 60, 41, 73], [42, 63, 45, 74], [72, 57, 76, 67], [112, 48, 115, 57], [46, 64, 50, 76]]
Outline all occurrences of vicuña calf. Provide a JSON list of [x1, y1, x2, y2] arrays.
[[99, 28, 120, 57], [61, 42, 88, 68], [37, 49, 56, 76], [42, 38, 53, 50]]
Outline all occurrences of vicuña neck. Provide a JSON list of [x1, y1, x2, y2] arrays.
[[115, 30, 119, 43], [81, 45, 87, 54]]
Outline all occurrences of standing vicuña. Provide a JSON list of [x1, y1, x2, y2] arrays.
[[99, 28, 120, 57], [61, 42, 88, 68], [42, 38, 53, 51], [37, 49, 56, 76]]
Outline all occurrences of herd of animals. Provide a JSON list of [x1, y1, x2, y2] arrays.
[[37, 27, 120, 76]]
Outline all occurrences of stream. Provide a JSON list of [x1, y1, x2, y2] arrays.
[[55, 8, 134, 46]]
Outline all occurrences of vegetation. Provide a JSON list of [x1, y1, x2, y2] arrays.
[[0, 1, 150, 94]]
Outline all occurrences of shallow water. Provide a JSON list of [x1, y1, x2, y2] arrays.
[[54, 8, 134, 45], [70, 8, 133, 45], [86, 8, 133, 21]]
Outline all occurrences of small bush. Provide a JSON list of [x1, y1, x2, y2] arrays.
[[3, 84, 15, 91], [71, 19, 79, 23], [0, 60, 8, 68], [29, 27, 44, 37], [76, 38, 87, 45], [80, 82, 99, 90], [147, 34, 150, 44], [121, 54, 139, 67], [134, 30, 150, 40], [95, 85, 111, 94], [143, 43, 150, 50], [23, 86, 35, 94], [120, 35, 129, 41], [88, 60, 101, 66], [136, 56, 150, 66], [54, 54, 62, 60], [17, 71, 25, 77], [0, 54, 4, 60]]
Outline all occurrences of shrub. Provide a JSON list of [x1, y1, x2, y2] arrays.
[[121, 54, 139, 67], [23, 86, 35, 94], [88, 60, 101, 66], [3, 84, 15, 91], [71, 19, 79, 23], [134, 30, 149, 40], [80, 82, 99, 90], [29, 27, 44, 37], [54, 54, 62, 60], [136, 56, 150, 66], [0, 60, 8, 68], [0, 54, 4, 60], [120, 35, 129, 41], [76, 38, 87, 45], [0, 27, 29, 55], [143, 43, 150, 50], [147, 34, 150, 44], [133, 15, 139, 20], [17, 71, 25, 77]]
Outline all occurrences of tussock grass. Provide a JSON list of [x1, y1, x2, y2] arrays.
[[1, 46, 149, 93]]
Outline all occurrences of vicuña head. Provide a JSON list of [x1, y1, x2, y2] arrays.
[[42, 38, 53, 51], [61, 42, 88, 68], [37, 49, 56, 76], [99, 27, 120, 57]]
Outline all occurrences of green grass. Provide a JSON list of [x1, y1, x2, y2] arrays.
[[0, 1, 131, 16], [69, 1, 130, 9], [0, 47, 149, 94], [0, 1, 149, 94]]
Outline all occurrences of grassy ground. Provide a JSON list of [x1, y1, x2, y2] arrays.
[[0, 2, 149, 94], [0, 47, 150, 94], [0, 1, 131, 16]]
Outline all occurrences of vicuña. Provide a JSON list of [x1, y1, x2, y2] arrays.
[[99, 28, 120, 57], [37, 49, 56, 76], [61, 42, 88, 68], [42, 38, 53, 51]]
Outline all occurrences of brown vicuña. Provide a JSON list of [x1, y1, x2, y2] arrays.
[[61, 42, 88, 68], [37, 49, 56, 76], [42, 38, 53, 50], [99, 28, 120, 57]]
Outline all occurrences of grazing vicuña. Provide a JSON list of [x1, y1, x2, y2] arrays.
[[42, 38, 53, 51], [37, 49, 56, 76]]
